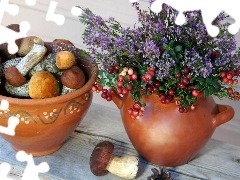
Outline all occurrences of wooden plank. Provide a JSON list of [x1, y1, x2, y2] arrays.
[[0, 103, 239, 179]]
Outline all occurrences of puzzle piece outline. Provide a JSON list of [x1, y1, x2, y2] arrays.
[[150, 0, 240, 37], [16, 151, 50, 180]]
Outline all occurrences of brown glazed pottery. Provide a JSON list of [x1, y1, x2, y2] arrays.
[[112, 93, 234, 166], [0, 43, 98, 156]]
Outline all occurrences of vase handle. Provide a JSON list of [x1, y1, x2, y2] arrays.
[[111, 90, 124, 109], [212, 104, 235, 128]]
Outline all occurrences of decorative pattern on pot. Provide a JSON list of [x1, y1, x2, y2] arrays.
[[64, 99, 85, 115], [0, 109, 36, 124], [38, 108, 62, 125]]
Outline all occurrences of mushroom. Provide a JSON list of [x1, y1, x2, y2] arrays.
[[61, 66, 85, 89], [44, 53, 61, 74], [2, 57, 22, 72], [29, 71, 60, 99], [4, 43, 47, 86], [55, 51, 76, 70], [90, 141, 139, 179], [61, 85, 76, 95], [17, 36, 44, 56], [53, 39, 74, 46], [5, 81, 30, 97]]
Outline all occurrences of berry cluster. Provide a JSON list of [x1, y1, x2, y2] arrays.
[[141, 67, 155, 82], [220, 69, 240, 100], [128, 102, 145, 120], [116, 67, 137, 96], [220, 70, 239, 85]]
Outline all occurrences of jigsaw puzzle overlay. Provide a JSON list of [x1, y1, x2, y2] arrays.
[[150, 0, 240, 37], [0, 0, 240, 179]]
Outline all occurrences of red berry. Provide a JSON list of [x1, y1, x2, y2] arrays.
[[183, 66, 190, 75], [133, 102, 141, 110], [145, 73, 152, 80], [220, 71, 226, 77], [227, 87, 234, 94], [233, 79, 238, 85], [227, 73, 233, 80], [106, 95, 112, 101], [192, 89, 200, 97], [159, 46, 165, 53], [91, 85, 97, 92], [141, 75, 147, 82], [222, 77, 228, 83], [228, 79, 233, 85], [122, 88, 129, 95], [116, 88, 122, 94], [128, 108, 133, 115], [132, 109, 139, 116], [190, 105, 196, 110], [175, 72, 182, 78], [131, 74, 137, 80], [154, 81, 161, 87], [117, 81, 124, 88], [127, 84, 133, 91], [182, 77, 189, 85], [178, 107, 184, 113], [109, 89, 116, 95], [102, 89, 108, 93], [127, 68, 134, 75], [101, 92, 108, 99], [167, 89, 175, 96], [118, 75, 124, 81]]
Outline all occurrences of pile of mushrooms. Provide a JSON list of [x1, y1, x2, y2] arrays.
[[90, 141, 139, 179], [0, 25, 85, 99]]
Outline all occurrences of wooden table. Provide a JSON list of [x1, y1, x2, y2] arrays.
[[0, 103, 239, 180]]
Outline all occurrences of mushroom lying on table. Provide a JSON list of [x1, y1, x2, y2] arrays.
[[89, 141, 139, 179]]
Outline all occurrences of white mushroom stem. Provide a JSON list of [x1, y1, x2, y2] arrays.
[[106, 156, 139, 179], [15, 44, 47, 76], [5, 81, 29, 97]]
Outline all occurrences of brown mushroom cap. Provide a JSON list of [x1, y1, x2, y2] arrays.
[[90, 141, 114, 176], [4, 66, 26, 86], [29, 71, 60, 99], [61, 66, 85, 89], [17, 36, 44, 56], [55, 51, 76, 69], [53, 39, 75, 46]]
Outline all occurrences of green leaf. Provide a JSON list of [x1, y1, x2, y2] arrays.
[[100, 78, 106, 86], [99, 70, 105, 77], [106, 73, 115, 79], [208, 86, 215, 95], [197, 77, 206, 85], [131, 91, 141, 102], [162, 43, 168, 49], [194, 83, 203, 90], [159, 85, 166, 91], [169, 50, 176, 58], [169, 40, 175, 47], [204, 88, 210, 97], [177, 53, 183, 59], [174, 45, 182, 52]]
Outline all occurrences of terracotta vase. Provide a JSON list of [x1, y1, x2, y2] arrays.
[[112, 93, 234, 166], [0, 43, 98, 156]]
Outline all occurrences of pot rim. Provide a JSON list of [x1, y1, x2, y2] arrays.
[[0, 45, 98, 106]]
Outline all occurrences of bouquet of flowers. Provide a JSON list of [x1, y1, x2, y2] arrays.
[[79, 1, 240, 119]]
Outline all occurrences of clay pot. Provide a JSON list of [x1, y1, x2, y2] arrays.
[[0, 43, 98, 156], [112, 93, 234, 166]]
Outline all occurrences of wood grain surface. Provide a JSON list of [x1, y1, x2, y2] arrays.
[[0, 103, 239, 180]]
